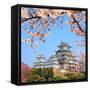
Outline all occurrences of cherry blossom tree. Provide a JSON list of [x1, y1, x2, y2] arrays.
[[21, 7, 86, 48]]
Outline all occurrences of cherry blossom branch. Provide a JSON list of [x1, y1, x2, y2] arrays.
[[71, 14, 85, 33], [21, 16, 41, 23]]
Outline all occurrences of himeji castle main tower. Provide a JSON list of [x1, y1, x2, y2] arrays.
[[55, 41, 75, 72]]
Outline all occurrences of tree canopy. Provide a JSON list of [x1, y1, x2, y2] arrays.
[[21, 7, 86, 49]]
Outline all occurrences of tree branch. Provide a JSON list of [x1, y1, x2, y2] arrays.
[[71, 15, 85, 33], [21, 16, 41, 23]]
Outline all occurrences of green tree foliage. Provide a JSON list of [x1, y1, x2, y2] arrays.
[[42, 68, 54, 81], [64, 72, 86, 80], [31, 67, 54, 82], [53, 76, 64, 81]]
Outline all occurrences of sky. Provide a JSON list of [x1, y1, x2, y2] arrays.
[[21, 8, 85, 67]]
